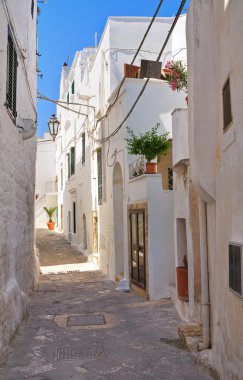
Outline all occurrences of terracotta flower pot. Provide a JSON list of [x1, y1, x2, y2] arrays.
[[47, 221, 55, 231], [146, 162, 157, 174], [176, 267, 189, 301]]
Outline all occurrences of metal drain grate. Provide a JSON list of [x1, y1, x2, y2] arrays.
[[67, 314, 106, 327], [56, 345, 104, 360]]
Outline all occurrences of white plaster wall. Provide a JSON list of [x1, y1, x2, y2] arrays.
[[128, 175, 175, 300], [55, 16, 187, 298], [0, 0, 37, 360], [35, 133, 57, 228], [187, 1, 243, 378], [172, 108, 189, 166]]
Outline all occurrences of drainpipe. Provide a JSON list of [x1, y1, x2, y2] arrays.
[[198, 198, 211, 350]]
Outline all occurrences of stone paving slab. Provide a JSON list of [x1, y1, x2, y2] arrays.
[[0, 270, 215, 380], [36, 229, 86, 266]]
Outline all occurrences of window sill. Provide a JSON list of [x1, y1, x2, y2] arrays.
[[228, 287, 243, 301]]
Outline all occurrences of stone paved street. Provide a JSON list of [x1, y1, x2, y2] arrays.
[[0, 232, 214, 380]]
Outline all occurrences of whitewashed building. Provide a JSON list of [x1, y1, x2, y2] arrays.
[[171, 0, 243, 378], [56, 16, 187, 299], [35, 133, 57, 228], [0, 0, 38, 360]]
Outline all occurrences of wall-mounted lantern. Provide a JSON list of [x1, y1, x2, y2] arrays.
[[48, 114, 60, 140]]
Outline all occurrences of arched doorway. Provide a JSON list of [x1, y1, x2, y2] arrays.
[[113, 162, 124, 276]]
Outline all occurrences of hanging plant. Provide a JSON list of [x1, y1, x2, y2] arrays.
[[162, 60, 188, 94]]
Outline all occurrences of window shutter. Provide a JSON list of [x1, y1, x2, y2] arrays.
[[82, 134, 85, 164], [70, 147, 75, 175], [67, 153, 70, 178]]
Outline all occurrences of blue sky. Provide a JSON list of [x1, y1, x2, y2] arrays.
[[37, 0, 190, 137]]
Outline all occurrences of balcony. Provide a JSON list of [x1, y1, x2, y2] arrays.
[[45, 181, 57, 193], [172, 108, 189, 173]]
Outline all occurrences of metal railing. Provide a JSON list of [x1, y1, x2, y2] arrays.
[[45, 181, 57, 193]]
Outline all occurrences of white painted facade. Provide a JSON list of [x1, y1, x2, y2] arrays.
[[56, 16, 187, 299], [185, 0, 243, 378], [0, 0, 38, 360], [35, 133, 57, 228]]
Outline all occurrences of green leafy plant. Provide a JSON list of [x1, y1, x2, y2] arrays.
[[163, 60, 187, 93], [126, 124, 170, 162], [43, 206, 57, 222]]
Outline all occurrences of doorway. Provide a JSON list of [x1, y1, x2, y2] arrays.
[[130, 210, 146, 289]]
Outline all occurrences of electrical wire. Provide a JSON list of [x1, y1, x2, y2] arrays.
[[93, 0, 165, 131], [95, 0, 187, 144], [38, 93, 88, 117]]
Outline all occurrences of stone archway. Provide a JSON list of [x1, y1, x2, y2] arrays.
[[113, 162, 124, 276]]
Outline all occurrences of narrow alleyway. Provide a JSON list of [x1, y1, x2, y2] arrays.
[[0, 232, 214, 380]]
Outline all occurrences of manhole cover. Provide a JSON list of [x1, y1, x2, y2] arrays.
[[67, 314, 106, 327], [56, 345, 104, 360]]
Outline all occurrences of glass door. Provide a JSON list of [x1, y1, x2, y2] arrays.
[[130, 210, 146, 289]]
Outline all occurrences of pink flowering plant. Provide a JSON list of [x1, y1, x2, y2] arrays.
[[163, 60, 187, 93]]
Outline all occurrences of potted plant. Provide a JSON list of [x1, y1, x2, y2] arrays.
[[176, 255, 189, 302], [126, 124, 170, 174], [44, 206, 57, 231], [162, 60, 188, 104]]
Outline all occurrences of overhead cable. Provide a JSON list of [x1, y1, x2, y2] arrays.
[[94, 0, 165, 131], [95, 0, 187, 143]]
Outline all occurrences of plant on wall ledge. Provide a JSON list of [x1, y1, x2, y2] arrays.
[[125, 124, 170, 174], [162, 60, 188, 102]]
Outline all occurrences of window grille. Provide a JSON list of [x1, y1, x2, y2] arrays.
[[229, 243, 242, 296], [97, 149, 103, 205], [168, 168, 173, 190], [70, 147, 75, 175], [6, 28, 18, 121], [82, 133, 85, 165], [223, 78, 232, 130]]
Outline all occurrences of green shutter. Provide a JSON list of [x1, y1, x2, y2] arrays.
[[67, 153, 70, 178], [70, 147, 75, 175]]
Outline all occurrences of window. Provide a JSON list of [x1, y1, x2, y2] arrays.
[[6, 28, 18, 121], [82, 133, 85, 165], [71, 81, 75, 95], [70, 147, 75, 175], [61, 169, 63, 187], [168, 168, 173, 190], [67, 153, 70, 178], [31, 0, 34, 18], [223, 78, 232, 130], [97, 149, 103, 205], [73, 202, 76, 234], [229, 243, 242, 296], [67, 92, 69, 104]]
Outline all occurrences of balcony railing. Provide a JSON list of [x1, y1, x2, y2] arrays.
[[129, 156, 145, 180], [45, 181, 57, 193]]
